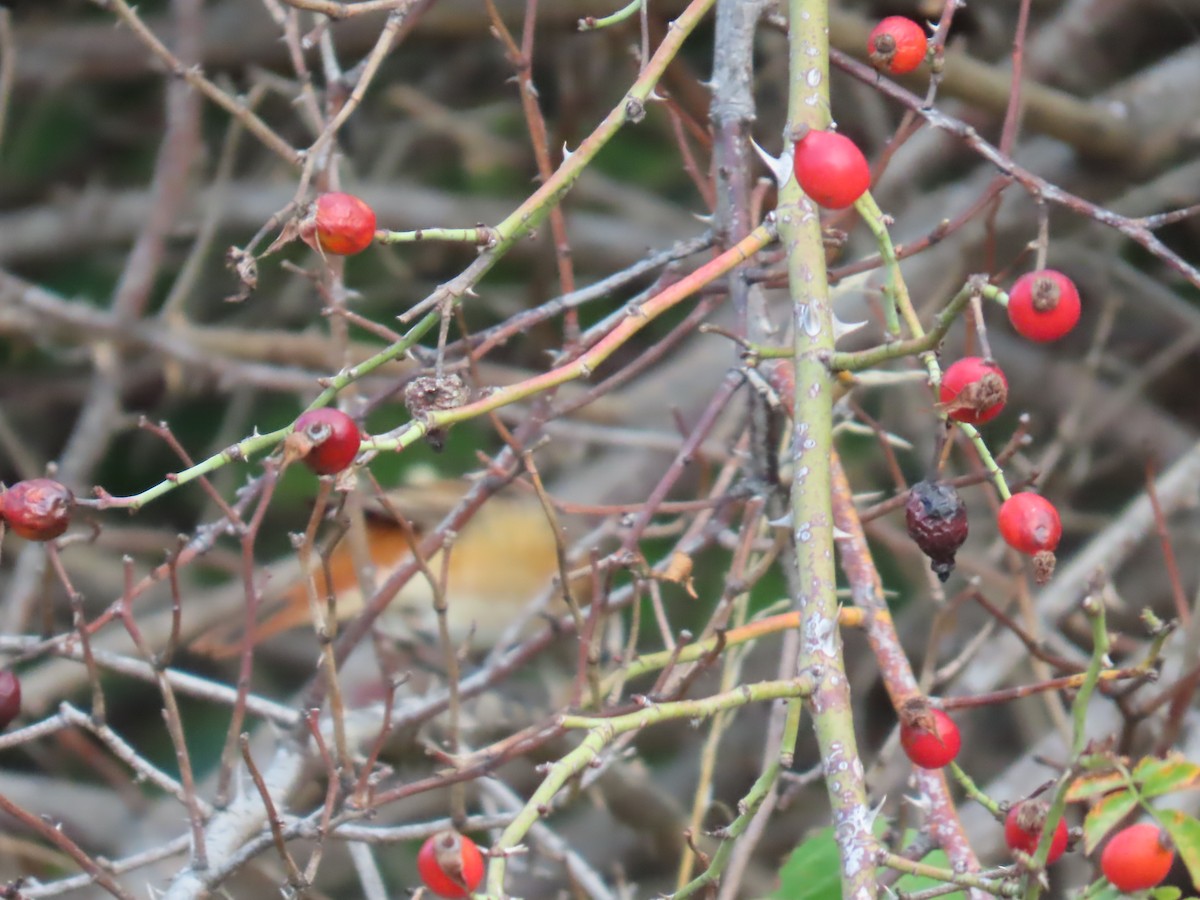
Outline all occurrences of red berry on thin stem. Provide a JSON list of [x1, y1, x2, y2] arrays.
[[293, 408, 361, 475], [998, 492, 1062, 584], [1100, 823, 1175, 892], [868, 17, 928, 76], [1007, 270, 1081, 342], [313, 192, 376, 256], [0, 479, 74, 542], [997, 493, 1061, 555], [792, 130, 871, 210], [1004, 801, 1068, 865], [417, 831, 485, 899], [898, 699, 961, 769], [939, 357, 1008, 425]]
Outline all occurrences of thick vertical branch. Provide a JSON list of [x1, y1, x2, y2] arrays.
[[830, 455, 987, 897], [780, 2, 876, 898]]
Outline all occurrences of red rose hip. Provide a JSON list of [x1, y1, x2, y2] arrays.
[[1004, 800, 1068, 865], [998, 492, 1062, 584], [1007, 270, 1080, 342], [313, 192, 376, 256], [939, 357, 1008, 425], [417, 830, 485, 899], [997, 493, 1061, 555], [293, 408, 361, 475], [899, 699, 961, 769], [1100, 823, 1174, 892], [0, 479, 74, 542], [792, 130, 870, 210], [868, 17, 928, 76]]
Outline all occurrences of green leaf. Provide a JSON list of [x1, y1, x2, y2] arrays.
[[767, 827, 842, 900], [766, 826, 962, 900], [1136, 756, 1200, 798], [1148, 887, 1183, 900], [1156, 810, 1200, 890], [1083, 790, 1140, 854], [1068, 771, 1130, 802]]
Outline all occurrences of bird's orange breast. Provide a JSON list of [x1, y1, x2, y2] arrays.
[[192, 493, 570, 658]]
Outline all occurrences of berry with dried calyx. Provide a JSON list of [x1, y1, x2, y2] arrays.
[[997, 492, 1062, 584], [292, 408, 362, 475], [905, 480, 968, 582], [1004, 800, 1068, 865], [898, 698, 961, 769], [417, 830, 485, 899], [868, 17, 928, 76], [1008, 270, 1081, 342], [939, 357, 1008, 425], [792, 129, 871, 210], [311, 192, 376, 256], [1100, 823, 1175, 893], [0, 478, 74, 542]]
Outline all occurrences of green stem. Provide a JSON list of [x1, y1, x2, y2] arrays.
[[487, 677, 814, 896], [948, 761, 1002, 818], [375, 227, 494, 245], [829, 278, 981, 371], [104, 311, 439, 510], [1023, 594, 1110, 900], [560, 676, 814, 733], [368, 225, 775, 452], [578, 0, 643, 30], [854, 192, 903, 337], [782, 1, 876, 897], [878, 853, 1018, 896], [672, 698, 800, 899]]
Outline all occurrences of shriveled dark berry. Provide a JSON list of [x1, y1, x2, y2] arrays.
[[905, 480, 968, 581]]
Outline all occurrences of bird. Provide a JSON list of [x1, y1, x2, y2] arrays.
[[190, 477, 577, 659]]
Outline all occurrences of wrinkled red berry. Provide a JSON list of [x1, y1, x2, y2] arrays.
[[417, 831, 485, 899], [905, 480, 968, 582], [899, 699, 961, 769], [1100, 823, 1174, 892], [868, 17, 928, 75], [0, 479, 74, 542], [1008, 270, 1081, 342], [294, 408, 361, 475], [792, 130, 871, 210], [939, 357, 1008, 425], [1005, 801, 1068, 865], [313, 192, 376, 256]]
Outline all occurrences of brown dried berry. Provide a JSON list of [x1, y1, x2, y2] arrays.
[[905, 480, 968, 582], [0, 479, 75, 542], [404, 374, 469, 453]]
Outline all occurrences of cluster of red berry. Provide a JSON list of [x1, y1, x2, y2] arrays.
[[794, 24, 1079, 584], [790, 17, 930, 211], [1003, 803, 1177, 889], [898, 705, 1176, 886], [926, 271, 1080, 586], [851, 18, 1173, 891]]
